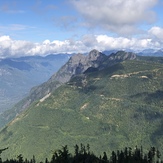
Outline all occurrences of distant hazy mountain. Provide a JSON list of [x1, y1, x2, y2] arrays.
[[0, 54, 70, 113], [0, 50, 162, 161], [103, 48, 163, 57], [137, 49, 163, 56]]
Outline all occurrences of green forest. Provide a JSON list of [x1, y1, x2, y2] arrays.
[[0, 145, 163, 163], [0, 59, 163, 161]]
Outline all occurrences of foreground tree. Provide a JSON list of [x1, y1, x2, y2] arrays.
[[0, 145, 163, 163]]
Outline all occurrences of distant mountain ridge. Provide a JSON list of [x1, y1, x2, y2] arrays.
[[103, 48, 163, 57], [0, 58, 32, 70], [137, 49, 163, 56]]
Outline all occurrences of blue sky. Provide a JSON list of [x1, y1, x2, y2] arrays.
[[0, 0, 163, 57]]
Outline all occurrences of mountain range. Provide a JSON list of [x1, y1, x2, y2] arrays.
[[0, 50, 137, 128], [0, 48, 162, 114], [0, 49, 162, 161], [137, 49, 163, 56]]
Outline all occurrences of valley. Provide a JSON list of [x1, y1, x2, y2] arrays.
[[0, 54, 70, 127]]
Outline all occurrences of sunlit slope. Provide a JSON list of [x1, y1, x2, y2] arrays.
[[0, 60, 163, 161]]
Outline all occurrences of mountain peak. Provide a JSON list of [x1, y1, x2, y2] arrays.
[[89, 49, 100, 54], [87, 49, 105, 61]]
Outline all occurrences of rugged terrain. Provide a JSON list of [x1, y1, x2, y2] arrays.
[[0, 50, 162, 161], [0, 50, 136, 128]]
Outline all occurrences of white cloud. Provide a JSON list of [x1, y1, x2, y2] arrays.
[[0, 36, 34, 58], [0, 36, 87, 58], [70, 0, 158, 35], [95, 35, 155, 51], [0, 33, 163, 58], [148, 26, 163, 40]]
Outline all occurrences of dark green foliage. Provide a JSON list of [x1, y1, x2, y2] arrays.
[[1, 145, 163, 163]]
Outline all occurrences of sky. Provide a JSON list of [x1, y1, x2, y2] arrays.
[[0, 0, 163, 58]]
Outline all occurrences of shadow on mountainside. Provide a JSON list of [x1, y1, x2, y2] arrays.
[[145, 90, 163, 101], [130, 90, 163, 105], [151, 119, 163, 145]]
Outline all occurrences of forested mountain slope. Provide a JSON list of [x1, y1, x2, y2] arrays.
[[0, 58, 162, 161]]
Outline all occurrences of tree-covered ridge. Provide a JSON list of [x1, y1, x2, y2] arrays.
[[0, 145, 163, 163]]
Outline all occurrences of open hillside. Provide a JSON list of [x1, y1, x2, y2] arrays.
[[0, 58, 163, 161]]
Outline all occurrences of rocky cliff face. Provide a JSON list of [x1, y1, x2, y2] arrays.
[[36, 50, 136, 89], [49, 49, 106, 80]]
